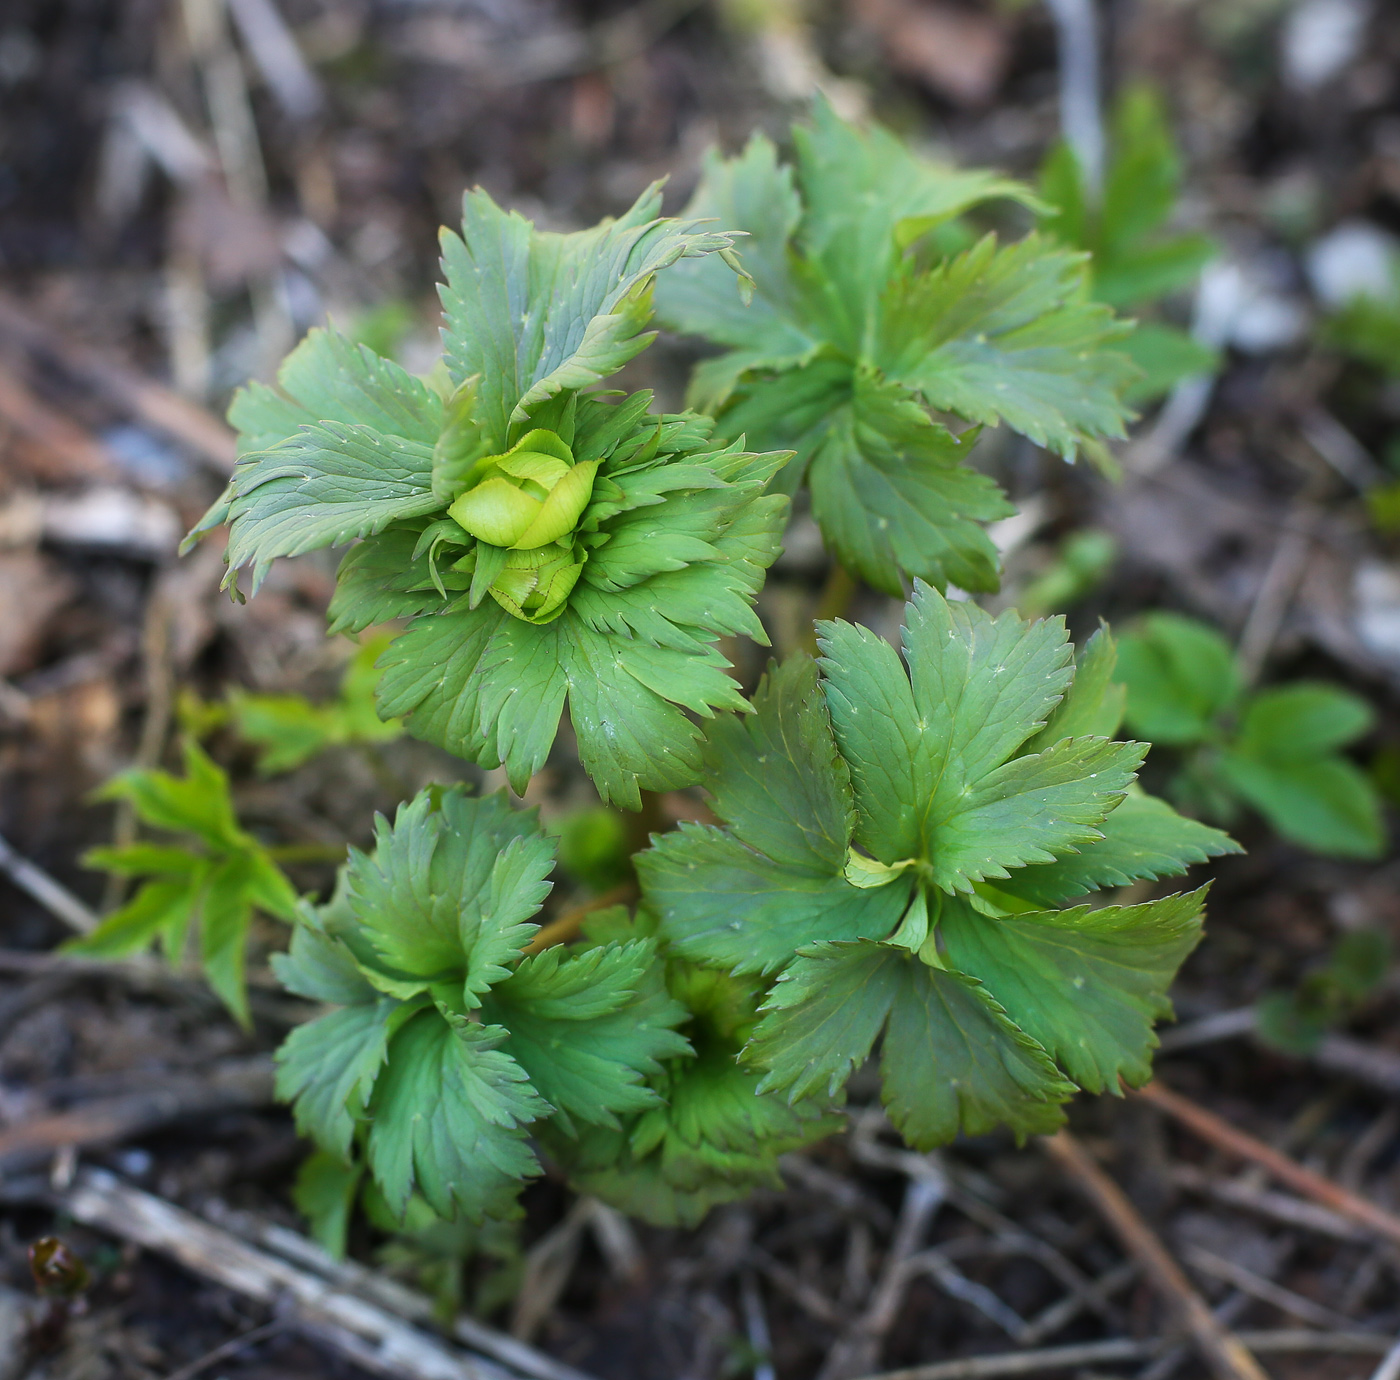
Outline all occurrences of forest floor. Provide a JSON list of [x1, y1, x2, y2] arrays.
[[5, 0, 1400, 1377]]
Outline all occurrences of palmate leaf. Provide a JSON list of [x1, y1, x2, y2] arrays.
[[441, 183, 747, 448], [542, 1044, 840, 1229], [273, 786, 694, 1224], [657, 102, 1136, 593], [747, 941, 1075, 1145], [643, 590, 1233, 1146], [940, 889, 1207, 1093], [344, 789, 553, 998], [874, 234, 1137, 459], [482, 940, 690, 1133], [368, 1010, 548, 1221], [817, 585, 1142, 883], [638, 656, 913, 974], [997, 789, 1240, 907], [199, 329, 446, 592]]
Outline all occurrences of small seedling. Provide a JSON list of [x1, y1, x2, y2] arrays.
[[71, 740, 299, 1024], [1116, 612, 1385, 858], [1038, 85, 1218, 404]]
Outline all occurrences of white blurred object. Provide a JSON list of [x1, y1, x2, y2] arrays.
[[1195, 259, 1309, 355], [1306, 221, 1400, 307], [42, 488, 181, 560], [1282, 0, 1371, 92], [1354, 561, 1400, 666]]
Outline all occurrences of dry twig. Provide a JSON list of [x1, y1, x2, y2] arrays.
[[1137, 1080, 1400, 1250], [0, 1057, 274, 1173], [848, 1330, 1394, 1380], [1040, 1129, 1268, 1380], [0, 830, 99, 934], [16, 1167, 557, 1380]]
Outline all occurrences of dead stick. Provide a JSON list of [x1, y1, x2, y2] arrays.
[[1136, 1080, 1400, 1251], [0, 1058, 274, 1172], [1040, 1130, 1269, 1380], [51, 1167, 518, 1380], [0, 294, 236, 473], [849, 1331, 1393, 1380]]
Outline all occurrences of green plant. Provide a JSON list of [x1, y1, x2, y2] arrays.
[[641, 590, 1237, 1143], [71, 741, 299, 1024], [147, 114, 1237, 1242], [653, 100, 1139, 597], [1254, 928, 1392, 1056], [187, 185, 781, 810], [1116, 613, 1385, 858], [1038, 85, 1219, 404]]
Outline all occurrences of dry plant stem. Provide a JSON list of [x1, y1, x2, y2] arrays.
[[161, 1318, 286, 1380], [1235, 512, 1315, 687], [1371, 1336, 1400, 1380], [0, 1056, 274, 1174], [1170, 1162, 1369, 1243], [0, 829, 99, 934], [1136, 1080, 1400, 1250], [849, 1331, 1394, 1380], [205, 1205, 596, 1380], [1039, 1130, 1269, 1380], [43, 1167, 527, 1380], [0, 293, 236, 472], [521, 881, 638, 954]]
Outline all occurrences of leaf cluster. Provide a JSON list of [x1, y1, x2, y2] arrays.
[[1117, 613, 1385, 858], [70, 741, 299, 1025], [1037, 85, 1219, 403], [655, 101, 1138, 597], [640, 586, 1238, 1146], [189, 186, 789, 808]]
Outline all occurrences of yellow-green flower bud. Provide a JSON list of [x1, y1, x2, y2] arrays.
[[456, 539, 586, 623], [447, 429, 599, 551]]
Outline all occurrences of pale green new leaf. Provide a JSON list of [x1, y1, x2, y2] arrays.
[[440, 184, 746, 446], [940, 889, 1207, 1093]]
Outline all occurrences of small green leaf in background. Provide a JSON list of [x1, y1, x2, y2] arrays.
[[1038, 84, 1219, 405], [1255, 929, 1393, 1056], [72, 741, 299, 1026], [228, 635, 403, 775], [1017, 530, 1118, 619], [1116, 613, 1240, 746], [552, 806, 631, 891], [1118, 612, 1385, 859]]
